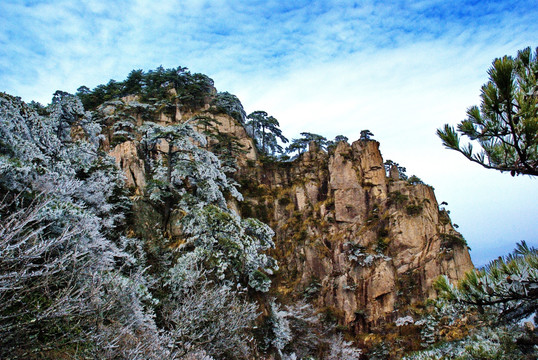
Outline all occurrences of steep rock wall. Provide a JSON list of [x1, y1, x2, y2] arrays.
[[239, 139, 473, 331]]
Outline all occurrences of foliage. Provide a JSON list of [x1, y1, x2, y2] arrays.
[[140, 120, 241, 227], [246, 110, 288, 155], [286, 132, 328, 158], [0, 93, 166, 358], [387, 191, 409, 207], [303, 276, 322, 299], [139, 120, 277, 292], [299, 132, 328, 149], [404, 324, 536, 359], [179, 205, 277, 292], [437, 47, 538, 176], [435, 241, 538, 323], [405, 203, 424, 216], [163, 257, 258, 359], [384, 159, 408, 180], [346, 242, 391, 266], [191, 115, 248, 172], [211, 91, 246, 123], [76, 66, 215, 111], [407, 175, 424, 185], [327, 334, 362, 360], [262, 300, 352, 359], [0, 89, 281, 358], [286, 137, 310, 157], [409, 242, 538, 359], [440, 233, 468, 248], [360, 129, 374, 141]]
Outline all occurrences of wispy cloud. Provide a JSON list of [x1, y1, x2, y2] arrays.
[[1, 0, 537, 265]]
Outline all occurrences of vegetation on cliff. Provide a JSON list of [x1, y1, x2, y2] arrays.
[[1, 46, 535, 359]]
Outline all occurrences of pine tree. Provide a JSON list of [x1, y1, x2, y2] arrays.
[[246, 110, 288, 155], [437, 47, 538, 176]]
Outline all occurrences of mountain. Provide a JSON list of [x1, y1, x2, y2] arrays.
[[0, 67, 474, 358], [101, 74, 473, 354]]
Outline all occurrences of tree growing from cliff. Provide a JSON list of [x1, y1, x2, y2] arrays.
[[76, 66, 215, 111], [246, 110, 288, 155], [360, 129, 374, 141], [211, 91, 247, 123], [140, 120, 241, 231], [140, 121, 277, 292], [285, 132, 328, 158], [300, 132, 328, 149], [437, 47, 538, 176], [384, 159, 408, 180], [286, 137, 309, 157]]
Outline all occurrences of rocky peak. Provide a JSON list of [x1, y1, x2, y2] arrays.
[[237, 134, 473, 332], [102, 95, 474, 334]]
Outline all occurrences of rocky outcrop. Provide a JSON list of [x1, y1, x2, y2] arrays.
[[109, 140, 146, 190], [103, 98, 473, 333], [239, 138, 473, 331]]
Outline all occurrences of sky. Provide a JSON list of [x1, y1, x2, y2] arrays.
[[1, 0, 536, 266]]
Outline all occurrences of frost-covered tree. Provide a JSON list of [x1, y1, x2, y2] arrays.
[[140, 120, 277, 291], [179, 205, 277, 291], [0, 93, 166, 358], [436, 241, 538, 323], [408, 242, 538, 359], [262, 300, 346, 359], [327, 334, 362, 360], [211, 91, 247, 123], [163, 254, 258, 358], [140, 120, 241, 231], [404, 325, 536, 359], [209, 130, 248, 172]]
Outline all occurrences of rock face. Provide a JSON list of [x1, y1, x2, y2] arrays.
[[238, 138, 473, 332], [103, 98, 473, 333], [109, 141, 146, 190]]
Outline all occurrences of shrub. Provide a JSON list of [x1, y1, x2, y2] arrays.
[[406, 204, 423, 216]]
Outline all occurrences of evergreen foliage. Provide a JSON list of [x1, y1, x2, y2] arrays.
[[384, 159, 408, 180], [286, 132, 328, 158], [76, 66, 214, 111], [437, 47, 538, 176], [408, 242, 538, 359], [436, 241, 538, 323], [246, 110, 289, 156], [211, 91, 247, 124], [360, 129, 374, 141]]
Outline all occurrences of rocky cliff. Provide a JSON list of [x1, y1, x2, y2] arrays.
[[236, 139, 473, 332], [104, 95, 473, 334]]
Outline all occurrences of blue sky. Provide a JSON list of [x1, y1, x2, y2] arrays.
[[1, 0, 537, 266]]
